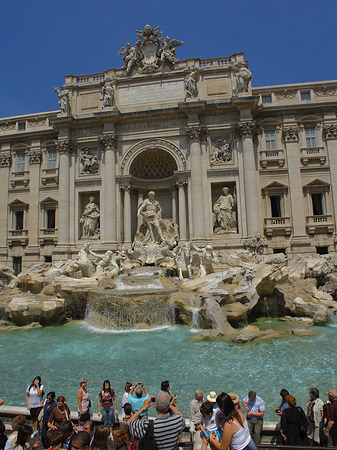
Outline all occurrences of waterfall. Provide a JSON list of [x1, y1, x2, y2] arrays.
[[187, 298, 201, 332], [263, 296, 272, 322]]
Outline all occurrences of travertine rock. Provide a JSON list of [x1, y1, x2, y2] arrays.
[[7, 296, 65, 326]]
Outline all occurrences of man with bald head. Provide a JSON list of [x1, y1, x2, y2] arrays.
[[325, 390, 337, 445], [128, 382, 150, 419]]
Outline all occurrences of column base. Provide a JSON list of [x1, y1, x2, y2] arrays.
[[290, 235, 313, 255]]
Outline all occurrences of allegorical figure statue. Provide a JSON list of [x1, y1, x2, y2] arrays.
[[231, 62, 252, 93], [54, 87, 71, 115], [213, 187, 237, 232], [137, 191, 165, 244], [184, 69, 199, 98], [101, 80, 115, 108], [117, 42, 138, 75], [79, 196, 100, 238]]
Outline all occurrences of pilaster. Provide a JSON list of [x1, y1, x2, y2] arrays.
[[56, 140, 73, 246], [0, 151, 11, 260], [236, 121, 261, 237], [186, 126, 205, 239], [176, 180, 188, 241], [100, 132, 117, 243], [324, 123, 337, 241]]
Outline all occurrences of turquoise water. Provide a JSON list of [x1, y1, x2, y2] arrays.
[[0, 320, 336, 421]]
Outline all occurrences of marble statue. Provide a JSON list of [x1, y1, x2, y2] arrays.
[[80, 149, 99, 174], [118, 42, 139, 75], [175, 242, 199, 281], [160, 36, 183, 65], [191, 244, 219, 278], [184, 70, 199, 98], [54, 87, 71, 115], [88, 248, 126, 277], [213, 187, 237, 233], [210, 137, 232, 164], [118, 25, 183, 74], [231, 63, 252, 93], [245, 234, 267, 255], [59, 243, 95, 278], [137, 191, 165, 244], [101, 80, 116, 108], [80, 196, 100, 239]]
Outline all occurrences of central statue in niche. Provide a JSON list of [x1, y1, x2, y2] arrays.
[[137, 191, 165, 244], [135, 191, 178, 247], [133, 191, 179, 265]]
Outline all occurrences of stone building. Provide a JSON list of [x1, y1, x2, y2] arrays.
[[1, 25, 337, 273]]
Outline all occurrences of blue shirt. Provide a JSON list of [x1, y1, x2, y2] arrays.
[[243, 395, 265, 420], [128, 393, 150, 416]]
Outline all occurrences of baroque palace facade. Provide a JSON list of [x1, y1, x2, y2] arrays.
[[1, 25, 337, 273]]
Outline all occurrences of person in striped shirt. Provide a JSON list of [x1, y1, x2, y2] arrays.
[[128, 391, 185, 450]]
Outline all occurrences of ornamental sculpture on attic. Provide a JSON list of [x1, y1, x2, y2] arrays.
[[117, 24, 183, 75]]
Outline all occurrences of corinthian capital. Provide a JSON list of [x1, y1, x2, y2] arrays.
[[55, 139, 74, 155], [0, 153, 12, 167], [236, 121, 256, 139], [323, 124, 337, 140], [186, 126, 205, 143], [100, 132, 117, 150], [28, 149, 42, 165], [282, 126, 300, 143]]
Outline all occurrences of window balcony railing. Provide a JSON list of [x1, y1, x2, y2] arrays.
[[39, 228, 58, 245], [306, 214, 334, 234], [300, 147, 326, 165], [264, 217, 291, 237], [41, 168, 59, 185], [8, 229, 28, 246], [259, 149, 285, 169]]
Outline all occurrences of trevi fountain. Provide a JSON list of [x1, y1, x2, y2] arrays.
[[1, 190, 337, 418]]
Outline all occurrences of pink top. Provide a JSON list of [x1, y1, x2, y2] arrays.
[[79, 388, 90, 412]]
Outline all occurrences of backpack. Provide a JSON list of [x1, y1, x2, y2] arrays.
[[138, 420, 158, 450]]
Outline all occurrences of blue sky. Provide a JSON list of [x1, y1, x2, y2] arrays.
[[1, 0, 336, 118]]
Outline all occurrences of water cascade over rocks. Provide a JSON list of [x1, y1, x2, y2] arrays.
[[1, 243, 337, 342]]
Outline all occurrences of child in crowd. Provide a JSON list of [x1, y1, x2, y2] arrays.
[[200, 401, 221, 450]]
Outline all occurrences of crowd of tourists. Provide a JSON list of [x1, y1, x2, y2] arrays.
[[0, 377, 336, 450]]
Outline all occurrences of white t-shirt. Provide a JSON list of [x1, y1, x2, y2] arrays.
[[26, 385, 44, 408]]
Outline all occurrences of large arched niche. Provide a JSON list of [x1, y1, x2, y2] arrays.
[[121, 139, 186, 176], [130, 148, 177, 179]]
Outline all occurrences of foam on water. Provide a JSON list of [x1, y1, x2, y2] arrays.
[[80, 321, 177, 334]]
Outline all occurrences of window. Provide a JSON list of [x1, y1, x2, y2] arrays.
[[45, 256, 52, 263], [13, 257, 22, 275], [47, 150, 57, 169], [46, 209, 56, 229], [273, 248, 286, 254], [262, 95, 272, 104], [18, 122, 26, 131], [270, 195, 282, 217], [301, 92, 311, 101], [311, 193, 324, 216], [305, 127, 317, 148], [316, 246, 328, 255], [17, 153, 25, 172], [15, 211, 24, 230], [265, 130, 276, 151]]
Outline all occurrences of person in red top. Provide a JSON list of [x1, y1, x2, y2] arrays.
[[325, 390, 337, 445], [98, 380, 117, 434], [47, 396, 71, 431]]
